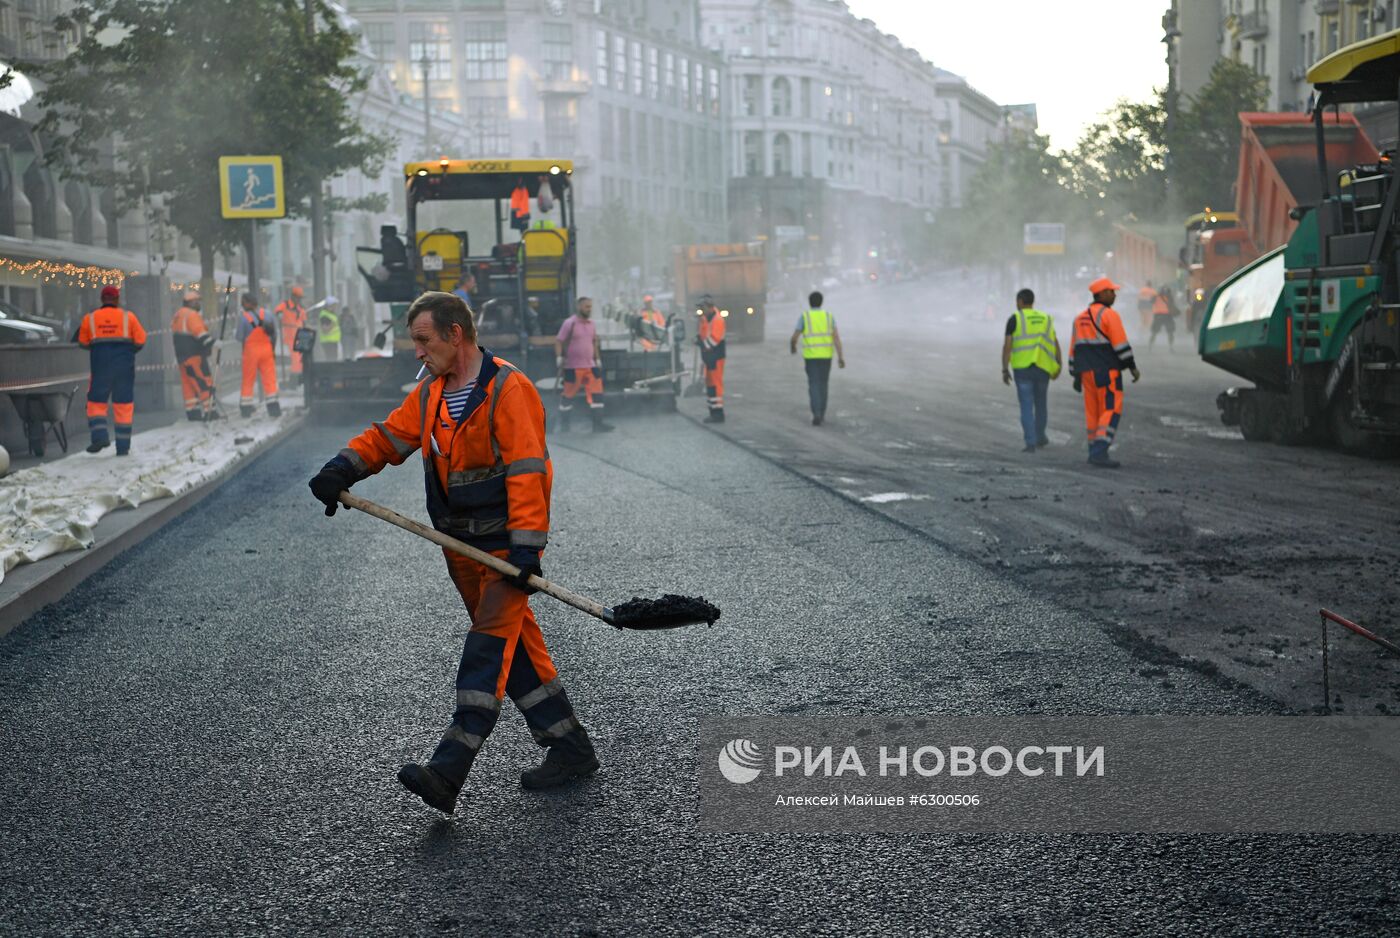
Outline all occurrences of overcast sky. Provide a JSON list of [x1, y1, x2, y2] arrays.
[[842, 1, 1169, 149]]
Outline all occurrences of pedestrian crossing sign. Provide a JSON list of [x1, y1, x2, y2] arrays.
[[219, 155, 285, 219]]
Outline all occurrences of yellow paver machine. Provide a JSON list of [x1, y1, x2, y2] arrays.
[[308, 158, 683, 413]]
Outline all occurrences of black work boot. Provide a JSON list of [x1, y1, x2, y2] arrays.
[[591, 411, 615, 433], [559, 408, 573, 432], [704, 408, 725, 424], [186, 409, 203, 422], [266, 401, 282, 418], [521, 727, 599, 790], [397, 763, 462, 814]]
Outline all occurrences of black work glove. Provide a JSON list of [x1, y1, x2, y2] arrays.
[[1072, 375, 1082, 393], [309, 455, 358, 517], [506, 547, 542, 595]]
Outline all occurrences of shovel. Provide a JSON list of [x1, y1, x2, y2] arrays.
[[338, 492, 720, 630]]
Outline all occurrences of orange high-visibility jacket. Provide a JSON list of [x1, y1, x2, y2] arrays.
[[79, 305, 147, 349], [700, 310, 726, 347], [1068, 303, 1135, 378], [340, 354, 551, 552], [276, 300, 306, 333], [171, 305, 212, 359]]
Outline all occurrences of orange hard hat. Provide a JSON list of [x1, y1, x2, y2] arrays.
[[1088, 277, 1122, 295], [182, 290, 199, 303], [643, 294, 654, 303], [291, 285, 304, 297]]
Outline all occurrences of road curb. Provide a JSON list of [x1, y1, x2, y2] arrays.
[[0, 414, 307, 640]]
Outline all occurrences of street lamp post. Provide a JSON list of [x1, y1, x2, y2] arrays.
[[420, 51, 433, 153]]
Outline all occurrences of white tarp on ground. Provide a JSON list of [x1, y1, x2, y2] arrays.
[[0, 406, 297, 583]]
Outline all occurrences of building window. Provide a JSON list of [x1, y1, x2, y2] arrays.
[[664, 52, 676, 104], [680, 56, 690, 109], [742, 74, 760, 117], [596, 30, 609, 86], [772, 76, 792, 117], [631, 40, 643, 95], [545, 98, 577, 153], [464, 22, 507, 81], [465, 97, 509, 155], [619, 108, 633, 166], [773, 132, 792, 176], [614, 34, 627, 91], [744, 131, 763, 176], [543, 23, 573, 81], [648, 47, 659, 99], [600, 103, 614, 160], [637, 115, 650, 173], [694, 62, 705, 113], [801, 77, 811, 119], [709, 67, 720, 116], [802, 131, 812, 177], [409, 21, 452, 84], [361, 22, 395, 65], [652, 114, 663, 172]]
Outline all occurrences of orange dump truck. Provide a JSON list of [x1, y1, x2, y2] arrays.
[[1185, 111, 1379, 326], [673, 243, 767, 343]]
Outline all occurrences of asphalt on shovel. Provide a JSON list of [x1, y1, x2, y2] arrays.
[[338, 492, 720, 630]]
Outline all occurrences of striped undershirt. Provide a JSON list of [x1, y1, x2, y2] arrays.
[[442, 381, 476, 422]]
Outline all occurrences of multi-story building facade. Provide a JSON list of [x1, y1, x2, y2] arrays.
[[344, 0, 730, 291], [698, 0, 1000, 270], [1168, 1, 1400, 115], [0, 1, 456, 325]]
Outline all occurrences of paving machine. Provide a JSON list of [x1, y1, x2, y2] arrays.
[[309, 158, 681, 413], [1201, 31, 1400, 450]]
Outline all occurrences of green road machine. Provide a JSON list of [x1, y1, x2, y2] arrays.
[[1202, 31, 1400, 450]]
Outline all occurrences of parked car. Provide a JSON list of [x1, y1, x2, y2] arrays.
[[0, 304, 58, 343]]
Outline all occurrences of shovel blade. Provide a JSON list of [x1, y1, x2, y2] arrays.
[[606, 594, 721, 630]]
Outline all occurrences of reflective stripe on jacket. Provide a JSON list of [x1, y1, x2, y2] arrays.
[[799, 308, 834, 360], [1008, 308, 1058, 376], [341, 352, 551, 552]]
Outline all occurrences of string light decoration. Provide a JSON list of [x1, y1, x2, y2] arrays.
[[0, 257, 135, 289], [0, 258, 245, 297]]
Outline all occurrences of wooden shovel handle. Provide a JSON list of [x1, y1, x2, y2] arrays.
[[337, 491, 611, 623]]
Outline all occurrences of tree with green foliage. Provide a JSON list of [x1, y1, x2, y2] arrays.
[[934, 130, 1082, 265], [1068, 97, 1170, 221], [1171, 58, 1269, 213], [33, 0, 388, 302]]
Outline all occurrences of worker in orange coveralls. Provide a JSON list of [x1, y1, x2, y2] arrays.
[[1069, 277, 1141, 469], [237, 292, 281, 418], [171, 290, 217, 421], [307, 291, 597, 816], [79, 284, 147, 455]]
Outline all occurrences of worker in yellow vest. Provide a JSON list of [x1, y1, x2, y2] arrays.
[[318, 304, 342, 362], [1001, 288, 1062, 453], [789, 290, 845, 426]]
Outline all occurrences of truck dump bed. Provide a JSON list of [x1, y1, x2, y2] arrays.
[[673, 244, 767, 342], [1235, 112, 1378, 255]]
